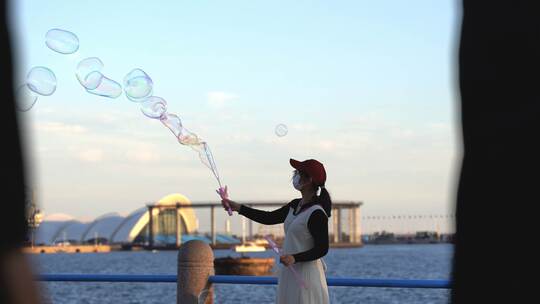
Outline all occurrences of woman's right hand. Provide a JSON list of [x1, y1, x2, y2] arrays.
[[222, 199, 241, 212]]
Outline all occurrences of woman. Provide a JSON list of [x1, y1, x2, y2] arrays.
[[221, 158, 331, 304]]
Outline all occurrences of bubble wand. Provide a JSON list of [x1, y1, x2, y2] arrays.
[[264, 235, 308, 289], [216, 185, 233, 216]]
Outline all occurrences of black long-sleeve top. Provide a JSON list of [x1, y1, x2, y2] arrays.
[[239, 199, 329, 263]]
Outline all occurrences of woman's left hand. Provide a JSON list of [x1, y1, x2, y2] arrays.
[[279, 255, 295, 266]]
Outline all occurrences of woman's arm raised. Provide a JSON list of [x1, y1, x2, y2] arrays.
[[221, 199, 298, 225]]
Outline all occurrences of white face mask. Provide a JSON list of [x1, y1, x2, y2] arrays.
[[292, 173, 303, 190]]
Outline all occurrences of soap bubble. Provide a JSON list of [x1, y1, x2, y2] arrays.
[[76, 57, 104, 90], [275, 124, 288, 137], [178, 126, 201, 145], [15, 84, 38, 112], [140, 96, 167, 119], [26, 66, 57, 96], [75, 57, 120, 98], [160, 113, 182, 137], [45, 28, 79, 54], [124, 68, 153, 102], [86, 75, 122, 98], [84, 71, 105, 90]]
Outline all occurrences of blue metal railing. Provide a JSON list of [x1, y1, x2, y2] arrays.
[[38, 274, 451, 289]]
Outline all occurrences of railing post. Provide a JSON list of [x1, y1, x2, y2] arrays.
[[211, 206, 216, 245], [177, 240, 214, 304], [356, 206, 362, 244], [333, 208, 338, 243]]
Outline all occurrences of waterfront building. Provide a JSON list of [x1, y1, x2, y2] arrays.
[[34, 193, 237, 247]]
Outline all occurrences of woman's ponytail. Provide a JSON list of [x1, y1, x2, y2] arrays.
[[318, 186, 332, 217]]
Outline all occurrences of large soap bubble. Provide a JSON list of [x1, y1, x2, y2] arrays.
[[123, 68, 153, 102], [86, 74, 122, 98], [76, 57, 104, 90], [45, 29, 79, 54], [160, 113, 182, 137], [26, 66, 57, 96], [140, 96, 167, 119], [15, 84, 38, 112]]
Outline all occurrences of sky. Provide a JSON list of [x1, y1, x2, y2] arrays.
[[10, 0, 462, 234]]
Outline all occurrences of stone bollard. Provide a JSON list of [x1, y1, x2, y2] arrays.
[[177, 240, 215, 304]]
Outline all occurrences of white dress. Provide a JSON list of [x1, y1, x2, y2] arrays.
[[276, 204, 329, 304]]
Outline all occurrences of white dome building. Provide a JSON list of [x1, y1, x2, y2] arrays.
[[34, 193, 209, 246]]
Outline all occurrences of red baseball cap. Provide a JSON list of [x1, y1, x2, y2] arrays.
[[290, 158, 327, 186]]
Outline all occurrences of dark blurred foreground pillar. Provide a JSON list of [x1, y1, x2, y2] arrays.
[[0, 0, 27, 257], [177, 240, 214, 304], [1, 0, 43, 303], [452, 1, 540, 302]]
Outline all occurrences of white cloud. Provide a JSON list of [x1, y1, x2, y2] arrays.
[[318, 140, 337, 151], [32, 108, 457, 232], [207, 91, 238, 109], [95, 113, 120, 124], [77, 149, 104, 162], [35, 122, 87, 135], [226, 133, 256, 144], [126, 148, 160, 163], [291, 123, 317, 132], [389, 128, 415, 140]]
